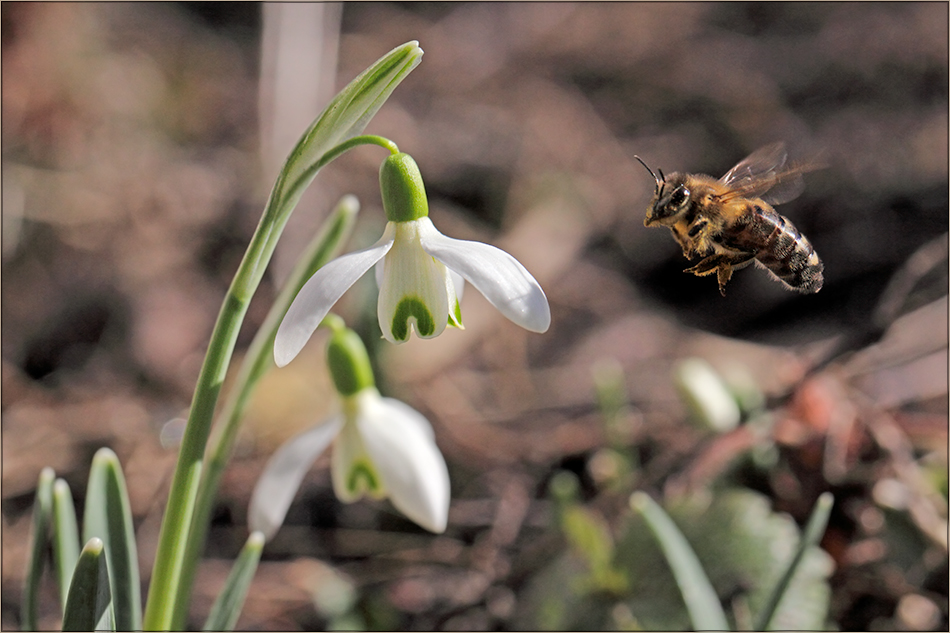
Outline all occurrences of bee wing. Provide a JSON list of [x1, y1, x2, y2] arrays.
[[719, 142, 788, 188], [760, 172, 805, 205], [718, 142, 813, 205]]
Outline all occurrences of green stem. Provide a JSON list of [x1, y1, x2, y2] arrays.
[[143, 134, 393, 630], [142, 289, 250, 631], [285, 135, 399, 205], [170, 197, 357, 629]]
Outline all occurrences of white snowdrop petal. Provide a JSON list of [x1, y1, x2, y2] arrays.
[[449, 269, 465, 303], [418, 218, 550, 333], [275, 226, 395, 367], [374, 257, 385, 290], [446, 269, 464, 328], [358, 395, 450, 533], [377, 220, 450, 343], [248, 417, 344, 541], [378, 396, 436, 440], [331, 410, 384, 502]]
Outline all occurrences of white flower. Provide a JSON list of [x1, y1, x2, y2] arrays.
[[274, 152, 550, 366], [248, 388, 450, 538], [274, 217, 550, 363]]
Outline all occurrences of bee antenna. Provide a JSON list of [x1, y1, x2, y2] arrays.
[[634, 155, 663, 193]]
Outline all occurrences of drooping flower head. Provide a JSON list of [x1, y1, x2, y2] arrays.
[[274, 152, 550, 366], [250, 321, 450, 538]]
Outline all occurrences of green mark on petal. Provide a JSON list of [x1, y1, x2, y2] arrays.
[[449, 298, 463, 328], [347, 461, 380, 497], [391, 297, 435, 341]]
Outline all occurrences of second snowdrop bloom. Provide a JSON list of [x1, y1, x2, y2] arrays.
[[274, 152, 550, 367], [250, 325, 450, 537]]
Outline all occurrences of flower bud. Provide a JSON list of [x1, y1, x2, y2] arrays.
[[326, 327, 375, 396], [379, 152, 428, 223], [674, 358, 740, 433]]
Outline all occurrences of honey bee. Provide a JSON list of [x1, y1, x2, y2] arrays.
[[637, 142, 823, 296]]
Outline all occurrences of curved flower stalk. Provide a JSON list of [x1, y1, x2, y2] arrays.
[[250, 320, 450, 536], [275, 152, 551, 365]]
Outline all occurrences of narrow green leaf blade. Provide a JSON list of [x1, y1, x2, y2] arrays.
[[202, 531, 265, 631], [52, 478, 81, 612], [630, 492, 729, 631], [274, 41, 423, 215], [62, 538, 112, 632], [755, 492, 834, 631], [82, 448, 142, 631], [22, 467, 55, 631], [246, 192, 362, 396]]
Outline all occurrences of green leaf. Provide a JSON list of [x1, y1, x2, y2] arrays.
[[83, 448, 141, 631], [62, 538, 112, 632], [52, 478, 81, 612], [202, 531, 265, 631], [268, 41, 423, 244], [630, 492, 730, 631], [755, 492, 834, 630], [22, 467, 55, 631], [616, 489, 834, 631]]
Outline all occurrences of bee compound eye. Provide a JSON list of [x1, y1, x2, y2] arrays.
[[670, 186, 689, 209]]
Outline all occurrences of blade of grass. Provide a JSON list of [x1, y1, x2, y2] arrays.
[[52, 479, 81, 612], [62, 538, 112, 632], [202, 532, 265, 631], [83, 448, 142, 631], [22, 467, 55, 631], [630, 492, 730, 631], [754, 492, 834, 631]]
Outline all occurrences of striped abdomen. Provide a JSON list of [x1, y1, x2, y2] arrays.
[[726, 203, 823, 293]]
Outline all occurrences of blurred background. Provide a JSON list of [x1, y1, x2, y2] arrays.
[[2, 2, 947, 630]]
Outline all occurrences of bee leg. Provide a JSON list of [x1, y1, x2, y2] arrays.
[[683, 256, 722, 277], [686, 217, 708, 239], [685, 253, 755, 296], [716, 265, 734, 296]]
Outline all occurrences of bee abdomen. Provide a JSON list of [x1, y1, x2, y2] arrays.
[[735, 205, 824, 293]]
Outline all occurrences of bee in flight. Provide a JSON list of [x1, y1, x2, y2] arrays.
[[637, 142, 823, 296]]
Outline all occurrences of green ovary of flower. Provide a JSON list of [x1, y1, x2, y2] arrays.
[[391, 296, 435, 341], [380, 153, 428, 223], [326, 327, 376, 396]]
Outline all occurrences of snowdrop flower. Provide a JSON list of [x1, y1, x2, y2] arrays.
[[250, 324, 450, 538], [274, 152, 550, 366]]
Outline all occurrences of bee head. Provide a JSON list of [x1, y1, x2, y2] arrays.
[[636, 156, 691, 226]]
